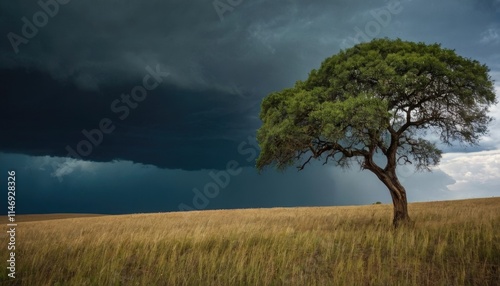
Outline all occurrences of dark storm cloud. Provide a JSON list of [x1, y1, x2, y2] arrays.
[[0, 0, 376, 92], [1, 0, 499, 170], [0, 0, 374, 170], [0, 68, 259, 170]]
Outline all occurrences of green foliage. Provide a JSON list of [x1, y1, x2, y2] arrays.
[[257, 38, 496, 172]]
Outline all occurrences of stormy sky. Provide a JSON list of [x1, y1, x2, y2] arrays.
[[1, 0, 499, 214]]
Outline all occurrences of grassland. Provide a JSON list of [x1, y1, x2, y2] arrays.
[[1, 198, 499, 285]]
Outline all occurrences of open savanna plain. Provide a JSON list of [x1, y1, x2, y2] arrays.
[[1, 198, 499, 285]]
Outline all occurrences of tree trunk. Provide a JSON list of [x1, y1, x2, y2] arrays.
[[370, 169, 411, 227], [385, 176, 411, 228]]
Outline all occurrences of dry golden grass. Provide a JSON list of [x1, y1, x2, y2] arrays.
[[1, 198, 499, 285]]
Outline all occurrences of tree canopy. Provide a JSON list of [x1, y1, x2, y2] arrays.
[[256, 38, 496, 226]]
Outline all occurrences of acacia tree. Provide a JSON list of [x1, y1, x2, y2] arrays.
[[256, 39, 496, 227]]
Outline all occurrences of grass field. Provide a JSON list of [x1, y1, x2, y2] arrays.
[[1, 198, 499, 285]]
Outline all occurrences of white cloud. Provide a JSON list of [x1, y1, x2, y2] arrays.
[[437, 149, 500, 197], [480, 27, 500, 44], [29, 156, 97, 182], [480, 102, 500, 149], [50, 159, 95, 182], [476, 77, 500, 150]]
